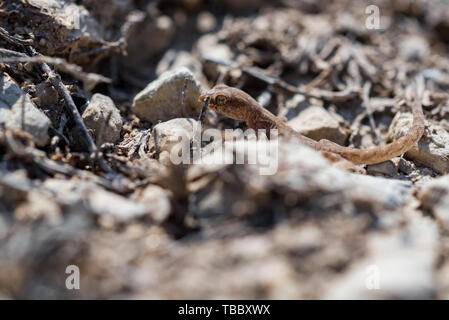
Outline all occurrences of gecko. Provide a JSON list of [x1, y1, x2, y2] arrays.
[[198, 84, 425, 165]]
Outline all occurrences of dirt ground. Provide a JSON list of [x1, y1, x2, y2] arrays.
[[1, 0, 449, 299]]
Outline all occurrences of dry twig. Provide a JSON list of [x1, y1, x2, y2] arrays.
[[0, 55, 111, 91]]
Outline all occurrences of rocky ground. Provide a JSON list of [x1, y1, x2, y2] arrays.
[[1, 0, 449, 299]]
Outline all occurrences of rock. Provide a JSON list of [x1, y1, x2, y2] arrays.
[[197, 11, 217, 33], [196, 34, 234, 79], [127, 225, 301, 299], [123, 15, 175, 70], [4, 1, 108, 59], [388, 111, 449, 174], [324, 211, 438, 299], [133, 68, 202, 123], [15, 191, 62, 225], [302, 14, 333, 36], [156, 50, 206, 86], [138, 15, 174, 55], [82, 93, 122, 143], [188, 139, 413, 221], [366, 160, 398, 177], [399, 35, 429, 61], [82, 0, 135, 29], [132, 185, 172, 223], [287, 106, 348, 145], [35, 82, 58, 107], [419, 176, 449, 229], [43, 179, 147, 222], [87, 188, 147, 222], [398, 158, 415, 175], [147, 118, 196, 165], [0, 73, 51, 146], [196, 34, 234, 62], [0, 170, 35, 205]]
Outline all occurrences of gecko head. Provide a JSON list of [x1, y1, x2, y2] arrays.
[[199, 84, 247, 120]]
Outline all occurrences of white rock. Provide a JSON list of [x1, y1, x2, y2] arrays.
[[196, 34, 234, 79], [188, 139, 413, 218], [133, 68, 202, 123], [24, 0, 108, 57], [399, 35, 429, 61], [388, 111, 449, 174], [132, 185, 172, 223], [197, 11, 217, 33], [0, 73, 51, 146], [87, 188, 147, 222], [43, 179, 147, 222], [148, 118, 196, 165], [324, 211, 438, 299], [196, 34, 234, 63], [156, 50, 206, 86], [15, 191, 62, 225], [288, 106, 348, 145], [82, 93, 122, 143], [124, 15, 175, 69]]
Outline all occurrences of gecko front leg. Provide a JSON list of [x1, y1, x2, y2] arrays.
[[247, 114, 277, 138]]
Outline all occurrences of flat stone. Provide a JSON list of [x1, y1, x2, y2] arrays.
[[43, 179, 147, 222], [398, 158, 415, 175], [18, 0, 108, 57], [147, 118, 196, 165], [419, 175, 449, 229], [399, 35, 430, 61], [123, 15, 175, 70], [288, 106, 348, 145], [197, 11, 217, 33], [133, 68, 202, 123], [366, 160, 398, 177], [324, 211, 438, 299], [82, 93, 122, 144], [132, 185, 172, 224], [0, 73, 51, 146], [388, 111, 449, 174], [196, 34, 234, 63], [156, 50, 206, 86], [188, 139, 413, 219], [196, 34, 234, 79]]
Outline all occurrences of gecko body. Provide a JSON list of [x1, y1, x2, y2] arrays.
[[199, 84, 425, 165]]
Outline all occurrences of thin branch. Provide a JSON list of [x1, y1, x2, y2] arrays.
[[0, 55, 111, 91], [28, 48, 96, 151], [203, 57, 360, 102], [3, 129, 130, 194], [0, 26, 33, 46], [21, 45, 113, 174], [71, 39, 125, 61], [0, 48, 27, 57]]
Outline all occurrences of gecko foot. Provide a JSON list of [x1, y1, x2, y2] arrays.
[[320, 151, 366, 174]]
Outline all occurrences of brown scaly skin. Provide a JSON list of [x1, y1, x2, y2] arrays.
[[199, 84, 425, 165]]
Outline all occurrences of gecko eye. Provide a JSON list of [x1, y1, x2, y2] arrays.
[[215, 95, 228, 106]]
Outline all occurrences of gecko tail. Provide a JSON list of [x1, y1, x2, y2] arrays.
[[318, 93, 424, 165]]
